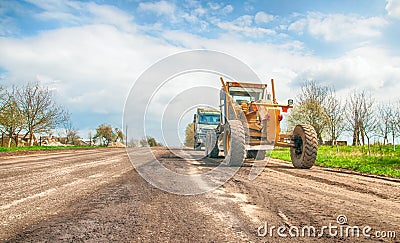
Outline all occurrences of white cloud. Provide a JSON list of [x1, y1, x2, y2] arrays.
[[254, 11, 274, 24], [160, 32, 400, 104], [87, 2, 136, 33], [3, 23, 397, 116], [22, 1, 136, 33], [208, 2, 222, 11], [138, 1, 176, 16], [2, 22, 399, 142], [206, 2, 233, 14], [386, 0, 400, 18], [294, 47, 400, 96], [289, 12, 388, 42], [288, 18, 307, 34], [25, 0, 76, 12], [216, 14, 276, 37], [0, 24, 180, 117], [234, 15, 253, 26], [25, 0, 86, 23], [222, 4, 233, 14], [193, 6, 206, 16], [217, 22, 276, 36]]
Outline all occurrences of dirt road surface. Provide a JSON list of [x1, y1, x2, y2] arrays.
[[0, 147, 399, 242]]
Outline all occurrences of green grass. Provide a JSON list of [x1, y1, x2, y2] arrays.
[[0, 145, 101, 153], [270, 145, 400, 178]]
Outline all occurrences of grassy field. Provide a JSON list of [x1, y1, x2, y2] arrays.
[[0, 145, 100, 153], [270, 145, 400, 178]]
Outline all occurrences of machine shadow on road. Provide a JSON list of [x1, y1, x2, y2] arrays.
[[190, 154, 298, 170], [165, 147, 299, 172]]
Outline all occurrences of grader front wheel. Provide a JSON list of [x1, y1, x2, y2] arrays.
[[224, 120, 246, 166], [290, 124, 318, 169]]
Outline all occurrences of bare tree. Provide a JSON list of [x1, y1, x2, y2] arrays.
[[64, 120, 80, 145], [325, 88, 345, 147], [377, 102, 392, 145], [359, 96, 378, 155], [288, 81, 329, 144], [113, 128, 124, 143], [17, 82, 69, 146], [345, 89, 376, 154], [345, 90, 363, 146], [390, 100, 400, 151]]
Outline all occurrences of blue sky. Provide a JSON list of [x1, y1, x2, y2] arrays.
[[1, 0, 400, 143]]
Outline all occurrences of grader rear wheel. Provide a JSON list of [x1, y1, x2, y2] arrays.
[[205, 130, 219, 158], [290, 124, 318, 169], [223, 120, 246, 166]]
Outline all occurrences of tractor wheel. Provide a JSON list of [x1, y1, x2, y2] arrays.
[[205, 130, 219, 158], [236, 108, 250, 144], [223, 120, 246, 166], [247, 150, 266, 160], [290, 124, 318, 169]]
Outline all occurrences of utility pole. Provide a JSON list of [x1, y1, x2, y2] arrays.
[[88, 131, 92, 146], [125, 125, 128, 147]]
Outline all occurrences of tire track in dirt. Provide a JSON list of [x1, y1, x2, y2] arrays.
[[0, 149, 119, 170], [226, 159, 400, 241], [0, 150, 125, 204], [266, 158, 400, 201], [0, 148, 130, 241]]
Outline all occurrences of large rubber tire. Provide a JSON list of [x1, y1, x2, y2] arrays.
[[223, 120, 246, 166], [205, 130, 219, 158], [290, 124, 318, 169], [236, 108, 250, 144], [247, 150, 266, 160]]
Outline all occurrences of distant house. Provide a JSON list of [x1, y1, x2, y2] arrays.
[[1, 133, 36, 147], [77, 138, 91, 146], [323, 140, 348, 146], [38, 135, 65, 146]]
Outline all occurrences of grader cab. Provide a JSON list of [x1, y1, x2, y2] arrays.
[[204, 77, 318, 168]]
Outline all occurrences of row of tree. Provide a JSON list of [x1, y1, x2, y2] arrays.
[[50, 123, 125, 147], [287, 81, 400, 153], [64, 123, 161, 148], [0, 83, 128, 147], [0, 82, 69, 147], [126, 136, 162, 147]]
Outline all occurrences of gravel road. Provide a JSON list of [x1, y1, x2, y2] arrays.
[[0, 147, 399, 242]]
